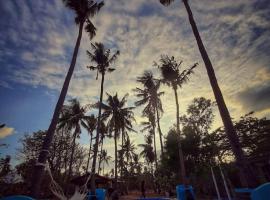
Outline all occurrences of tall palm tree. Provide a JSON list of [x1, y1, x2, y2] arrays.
[[81, 114, 97, 172], [31, 1, 104, 196], [156, 55, 197, 184], [100, 93, 135, 188], [140, 117, 158, 169], [139, 134, 155, 172], [99, 150, 112, 175], [159, 0, 258, 187], [87, 43, 119, 194], [98, 121, 108, 174], [57, 99, 87, 184], [135, 71, 165, 157]]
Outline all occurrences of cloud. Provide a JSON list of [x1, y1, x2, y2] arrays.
[[237, 81, 270, 112], [0, 126, 15, 139], [0, 0, 270, 145]]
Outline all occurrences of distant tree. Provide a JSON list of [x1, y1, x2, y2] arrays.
[[134, 71, 165, 156], [99, 93, 135, 187], [156, 55, 197, 184], [139, 134, 155, 173], [86, 43, 119, 194], [58, 99, 87, 183], [159, 0, 258, 187], [99, 150, 111, 175], [31, 1, 104, 195], [0, 155, 11, 178], [81, 114, 97, 172]]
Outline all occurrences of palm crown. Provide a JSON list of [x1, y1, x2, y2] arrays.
[[87, 43, 120, 79], [63, 0, 104, 39], [155, 55, 198, 90]]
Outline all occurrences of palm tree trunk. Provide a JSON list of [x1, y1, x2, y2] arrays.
[[86, 132, 93, 172], [31, 20, 84, 197], [156, 105, 164, 157], [173, 87, 186, 184], [98, 137, 104, 174], [152, 122, 158, 170], [114, 130, 118, 189], [91, 72, 105, 196], [65, 126, 79, 193], [182, 0, 258, 187]]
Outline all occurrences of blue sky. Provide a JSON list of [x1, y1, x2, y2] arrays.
[[0, 0, 270, 165]]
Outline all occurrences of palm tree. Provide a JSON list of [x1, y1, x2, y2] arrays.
[[31, 1, 104, 196], [140, 116, 158, 169], [139, 135, 155, 172], [81, 114, 97, 172], [99, 150, 112, 175], [135, 71, 165, 157], [57, 99, 87, 184], [98, 121, 108, 175], [156, 55, 197, 184], [100, 93, 135, 188], [122, 137, 136, 166], [159, 0, 258, 187], [87, 43, 119, 193]]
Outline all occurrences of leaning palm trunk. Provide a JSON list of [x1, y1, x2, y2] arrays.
[[182, 0, 257, 187], [31, 21, 84, 197], [91, 73, 105, 197], [156, 104, 164, 157], [173, 87, 186, 184], [86, 133, 93, 172], [67, 127, 79, 185]]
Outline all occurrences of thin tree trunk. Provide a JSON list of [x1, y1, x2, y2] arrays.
[[98, 137, 104, 174], [91, 72, 105, 197], [173, 87, 186, 184], [86, 132, 93, 172], [156, 104, 164, 157], [152, 124, 158, 170], [182, 0, 258, 187], [31, 21, 84, 197], [65, 126, 79, 194], [114, 129, 118, 189]]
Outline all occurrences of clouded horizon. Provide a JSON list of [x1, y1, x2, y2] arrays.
[[0, 0, 270, 166]]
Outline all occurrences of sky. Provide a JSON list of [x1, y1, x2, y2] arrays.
[[0, 0, 270, 168]]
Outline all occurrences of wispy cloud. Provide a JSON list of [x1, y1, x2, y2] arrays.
[[0, 0, 269, 148]]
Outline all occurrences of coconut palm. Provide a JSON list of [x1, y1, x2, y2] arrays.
[[98, 121, 108, 174], [57, 99, 87, 183], [87, 43, 119, 193], [99, 93, 135, 187], [81, 114, 97, 172], [134, 71, 165, 157], [140, 116, 158, 169], [159, 0, 258, 187], [99, 150, 111, 175], [139, 135, 155, 171], [156, 55, 197, 184], [31, 1, 104, 196], [122, 137, 136, 165]]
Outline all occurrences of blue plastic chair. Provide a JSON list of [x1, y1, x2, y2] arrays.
[[0, 196, 34, 200], [176, 185, 195, 200], [87, 188, 106, 200], [251, 182, 270, 200]]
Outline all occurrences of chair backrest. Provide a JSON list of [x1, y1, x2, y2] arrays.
[[0, 196, 34, 200], [251, 182, 270, 200]]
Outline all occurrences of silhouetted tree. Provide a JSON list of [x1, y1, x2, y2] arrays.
[[156, 55, 197, 184], [135, 71, 165, 157], [81, 114, 97, 172], [31, 1, 104, 196], [159, 0, 258, 187], [86, 43, 119, 194], [99, 93, 135, 188]]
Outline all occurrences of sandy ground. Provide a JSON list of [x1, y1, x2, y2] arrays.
[[119, 191, 173, 200]]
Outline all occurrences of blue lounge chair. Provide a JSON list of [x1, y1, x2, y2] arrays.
[[251, 182, 270, 200]]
